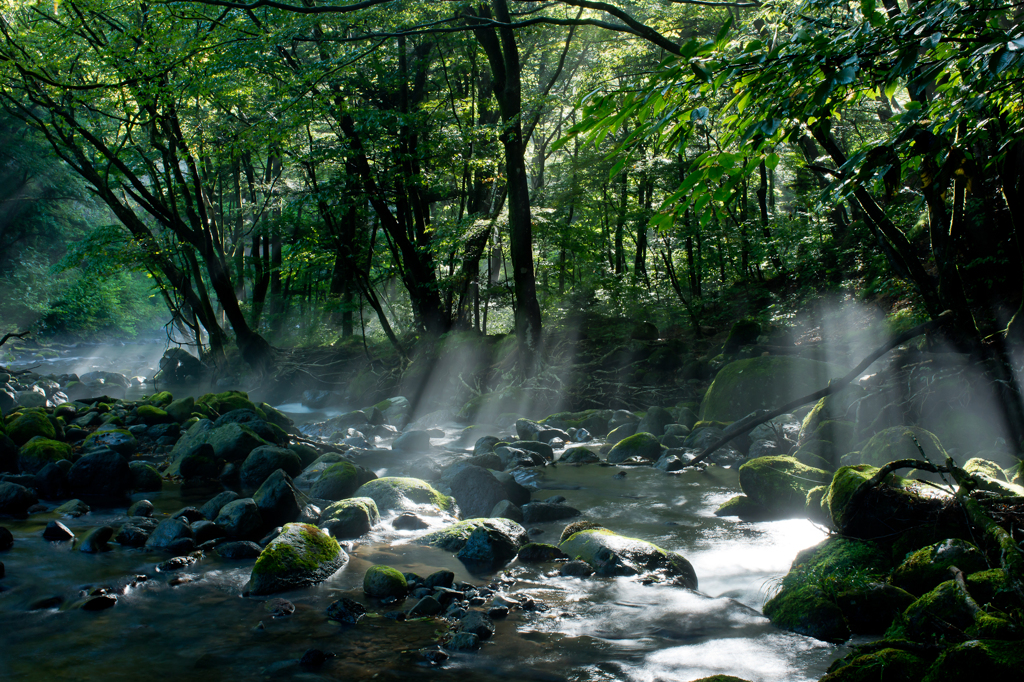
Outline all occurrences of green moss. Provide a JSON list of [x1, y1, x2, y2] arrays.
[[353, 476, 454, 514], [18, 436, 73, 473], [821, 647, 928, 682], [889, 539, 988, 596], [763, 584, 850, 643], [136, 404, 172, 424], [421, 518, 525, 552], [196, 390, 256, 416], [363, 564, 408, 598], [83, 428, 137, 450], [805, 485, 829, 523], [6, 409, 56, 446], [146, 391, 174, 407], [558, 528, 697, 587], [850, 426, 948, 469], [311, 461, 362, 500], [921, 640, 1024, 681], [963, 458, 1007, 481], [713, 495, 771, 520], [737, 455, 833, 518], [723, 317, 760, 353], [606, 432, 664, 464], [965, 569, 1017, 609], [250, 523, 343, 582], [891, 580, 977, 642], [700, 355, 843, 422]]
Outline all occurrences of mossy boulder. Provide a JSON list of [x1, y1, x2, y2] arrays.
[[319, 497, 380, 539], [965, 569, 1018, 610], [920, 640, 1024, 682], [128, 461, 163, 492], [714, 494, 773, 520], [6, 409, 56, 445], [560, 447, 601, 464], [363, 564, 408, 598], [82, 429, 138, 457], [822, 646, 930, 682], [764, 584, 850, 643], [606, 432, 664, 464], [825, 464, 949, 539], [962, 457, 1007, 481], [311, 460, 376, 501], [889, 539, 988, 596], [353, 476, 455, 515], [248, 523, 347, 595], [166, 420, 269, 475], [700, 356, 843, 422], [164, 396, 195, 423], [196, 390, 257, 416], [843, 426, 948, 469], [890, 580, 979, 642], [68, 449, 132, 499], [799, 386, 866, 441], [136, 405, 173, 425], [420, 517, 528, 568], [17, 436, 72, 475], [737, 455, 833, 519], [558, 527, 697, 588], [0, 481, 38, 515], [146, 391, 174, 407]]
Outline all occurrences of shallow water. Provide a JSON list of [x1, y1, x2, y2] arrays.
[[0, 438, 845, 682]]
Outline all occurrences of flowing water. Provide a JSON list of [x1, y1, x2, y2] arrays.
[[0, 429, 846, 682]]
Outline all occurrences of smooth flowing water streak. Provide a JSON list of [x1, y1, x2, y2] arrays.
[[0, 429, 845, 682]]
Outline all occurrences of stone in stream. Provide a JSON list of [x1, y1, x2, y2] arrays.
[[318, 497, 379, 539], [253, 469, 304, 528], [636, 406, 674, 437], [43, 520, 75, 541], [605, 423, 638, 445], [0, 433, 17, 473], [215, 498, 264, 540], [128, 461, 163, 492], [248, 523, 347, 596], [81, 429, 138, 457], [79, 526, 114, 553], [5, 409, 56, 446], [606, 432, 664, 464], [516, 543, 568, 563], [420, 518, 528, 568], [0, 482, 38, 515], [353, 477, 455, 515], [127, 499, 155, 517], [558, 527, 697, 588], [309, 460, 376, 501], [458, 610, 495, 640], [445, 632, 480, 652], [423, 569, 455, 589], [363, 565, 408, 599], [0, 526, 14, 550], [55, 498, 90, 517], [737, 455, 833, 519], [164, 396, 195, 423], [489, 500, 522, 523], [449, 465, 508, 519], [34, 462, 69, 499], [192, 520, 226, 545], [392, 512, 429, 530], [326, 597, 366, 623], [217, 541, 262, 560], [177, 443, 225, 481], [166, 420, 269, 476], [114, 518, 158, 547], [391, 430, 432, 453], [199, 491, 238, 520], [408, 596, 443, 617], [522, 502, 581, 524], [68, 449, 132, 499], [514, 441, 554, 461], [17, 436, 72, 475], [145, 518, 195, 554]]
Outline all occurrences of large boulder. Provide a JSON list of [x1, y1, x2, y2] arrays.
[[0, 481, 38, 515], [248, 523, 347, 595], [607, 432, 664, 464], [700, 356, 843, 422], [558, 527, 697, 588], [215, 498, 264, 539], [196, 390, 257, 416], [353, 477, 455, 515], [842, 426, 948, 469], [253, 469, 305, 528], [82, 429, 138, 457], [68, 449, 132, 499], [921, 640, 1024, 681], [737, 455, 833, 518], [240, 446, 302, 488], [420, 518, 528, 568], [319, 497, 380, 539], [363, 564, 408, 598], [636, 407, 674, 437], [310, 461, 376, 501], [889, 539, 988, 596], [6, 409, 56, 445], [166, 420, 269, 475], [825, 464, 952, 539], [17, 437, 72, 475], [449, 465, 508, 519]]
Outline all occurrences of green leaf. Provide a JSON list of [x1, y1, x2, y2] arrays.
[[835, 66, 857, 85], [765, 152, 780, 170], [690, 106, 710, 122], [691, 61, 712, 84]]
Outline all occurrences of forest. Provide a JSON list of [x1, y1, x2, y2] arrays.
[[1, 1, 1024, 681]]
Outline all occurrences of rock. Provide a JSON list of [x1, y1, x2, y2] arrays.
[[114, 520, 155, 547], [248, 523, 347, 595], [178, 443, 224, 480], [654, 452, 686, 472], [136, 404, 173, 425], [16, 387, 48, 408], [310, 461, 376, 501], [450, 465, 508, 519], [834, 583, 916, 634], [459, 610, 494, 640], [842, 426, 948, 470], [737, 455, 833, 519], [391, 430, 432, 453], [764, 584, 849, 643], [6, 410, 56, 445], [363, 564, 408, 598], [166, 420, 269, 475], [199, 491, 238, 520], [472, 435, 502, 455], [560, 559, 595, 577], [700, 356, 842, 422], [319, 497, 380, 539], [164, 396, 195, 423], [0, 526, 12, 550], [607, 432, 664, 464], [424, 569, 455, 588], [606, 423, 638, 445], [68, 449, 131, 499], [489, 500, 523, 523], [215, 498, 264, 539], [240, 446, 302, 488], [353, 477, 455, 515], [825, 464, 951, 539], [558, 527, 697, 588], [80, 594, 117, 611], [522, 502, 581, 523], [393, 512, 429, 530], [495, 445, 544, 469], [445, 632, 480, 651], [0, 433, 17, 473], [17, 436, 72, 475], [79, 525, 114, 553], [196, 390, 256, 416], [34, 462, 69, 499], [517, 543, 568, 562], [920, 639, 1024, 681], [560, 447, 601, 464], [714, 495, 771, 520], [0, 481, 38, 515], [253, 469, 304, 528], [145, 518, 195, 553], [82, 429, 138, 457], [326, 597, 367, 623], [889, 539, 988, 596], [216, 540, 262, 560], [420, 518, 528, 568], [43, 520, 75, 541], [129, 461, 163, 492], [408, 596, 443, 617], [636, 407, 674, 437], [54, 499, 90, 517]]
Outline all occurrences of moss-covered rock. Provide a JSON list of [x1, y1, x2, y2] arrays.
[[723, 318, 761, 353], [311, 460, 375, 501], [560, 447, 601, 464], [17, 436, 72, 474], [843, 426, 947, 469], [517, 542, 568, 562], [420, 517, 528, 567], [558, 528, 697, 588], [196, 390, 257, 417], [921, 640, 1024, 681], [889, 580, 978, 642], [799, 386, 866, 442], [825, 464, 950, 539], [6, 409, 56, 446], [362, 564, 408, 598], [166, 420, 269, 475], [248, 523, 347, 595], [606, 432, 664, 464], [713, 495, 772, 520], [889, 539, 988, 596], [822, 646, 930, 682], [146, 391, 174, 407], [700, 356, 843, 422], [965, 569, 1018, 610], [963, 458, 1007, 481], [136, 404, 173, 425], [82, 428, 138, 457], [128, 461, 163, 492], [319, 497, 380, 539], [737, 455, 833, 519], [353, 476, 455, 515], [164, 396, 195, 423]]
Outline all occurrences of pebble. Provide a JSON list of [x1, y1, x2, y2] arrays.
[[265, 598, 295, 618]]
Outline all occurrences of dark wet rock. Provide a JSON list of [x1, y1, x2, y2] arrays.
[[459, 610, 495, 640], [145, 518, 195, 553], [310, 460, 376, 501], [420, 518, 528, 568], [80, 594, 117, 611], [215, 498, 263, 539], [0, 434, 17, 473], [424, 569, 455, 589], [607, 432, 664, 464], [167, 505, 203, 523], [445, 632, 480, 652], [192, 520, 226, 545], [129, 461, 163, 492], [167, 420, 269, 475], [738, 455, 833, 519], [636, 406, 674, 437], [606, 423, 638, 445], [495, 445, 544, 469], [319, 497, 379, 539], [466, 452, 503, 470], [522, 502, 581, 524], [558, 527, 697, 588], [0, 526, 13, 550], [240, 445, 302, 488], [515, 441, 555, 461], [834, 583, 916, 634], [559, 560, 595, 577], [34, 462, 69, 499], [157, 551, 204, 572], [253, 469, 304, 528], [114, 520, 154, 547], [248, 523, 347, 595], [53, 499, 89, 518], [326, 597, 367, 623], [178, 443, 224, 481], [354, 477, 454, 515], [450, 465, 508, 519], [68, 449, 131, 499], [199, 491, 238, 520], [18, 436, 71, 475], [764, 584, 849, 643], [216, 540, 262, 560], [29, 595, 64, 610], [684, 426, 725, 449], [489, 500, 522, 523], [164, 396, 195, 423], [362, 564, 407, 600], [79, 525, 114, 553], [473, 436, 501, 456], [561, 448, 600, 464], [654, 452, 687, 472], [127, 499, 155, 517], [920, 639, 1024, 681], [82, 429, 138, 457], [43, 520, 75, 541], [0, 482, 37, 515], [517, 543, 568, 562], [391, 430, 432, 453], [408, 595, 443, 617]]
